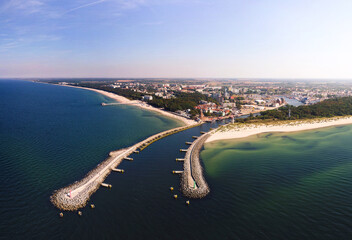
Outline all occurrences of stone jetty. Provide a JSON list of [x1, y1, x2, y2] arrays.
[[51, 123, 201, 211], [180, 131, 211, 198]]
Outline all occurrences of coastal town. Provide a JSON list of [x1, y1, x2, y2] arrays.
[[4, 0, 352, 239], [56, 79, 352, 121], [47, 78, 352, 213]]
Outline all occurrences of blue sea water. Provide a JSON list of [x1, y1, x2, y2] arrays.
[[0, 80, 182, 239], [1, 79, 352, 240]]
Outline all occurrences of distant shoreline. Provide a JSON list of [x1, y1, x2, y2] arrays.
[[41, 81, 201, 210], [55, 84, 197, 126], [206, 116, 352, 143]]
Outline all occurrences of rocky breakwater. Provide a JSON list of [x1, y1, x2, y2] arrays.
[[50, 148, 134, 211], [51, 124, 201, 211], [181, 132, 211, 198]]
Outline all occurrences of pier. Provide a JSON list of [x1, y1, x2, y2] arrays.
[[124, 157, 133, 161], [138, 124, 201, 151], [192, 136, 199, 139], [180, 131, 213, 198], [176, 158, 185, 162], [185, 142, 193, 145], [172, 170, 183, 174], [50, 123, 202, 211], [180, 149, 188, 152], [112, 168, 124, 173]]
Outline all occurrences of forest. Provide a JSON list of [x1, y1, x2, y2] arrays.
[[256, 97, 352, 120], [75, 82, 218, 114]]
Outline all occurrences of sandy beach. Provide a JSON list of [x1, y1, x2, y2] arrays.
[[206, 116, 352, 143], [60, 84, 197, 126]]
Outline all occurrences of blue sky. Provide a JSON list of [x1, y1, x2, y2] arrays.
[[1, 0, 352, 78]]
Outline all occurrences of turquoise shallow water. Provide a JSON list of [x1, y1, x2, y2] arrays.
[[202, 126, 352, 239], [1, 80, 352, 239]]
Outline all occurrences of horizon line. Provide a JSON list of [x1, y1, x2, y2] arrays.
[[2, 77, 352, 81]]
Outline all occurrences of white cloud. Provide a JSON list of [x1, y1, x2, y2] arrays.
[[62, 0, 107, 15], [62, 0, 146, 16], [118, 0, 145, 9], [0, 34, 61, 52], [1, 0, 44, 14], [0, 0, 61, 18]]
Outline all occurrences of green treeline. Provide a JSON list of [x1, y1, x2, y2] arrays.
[[258, 97, 352, 120], [76, 83, 218, 114], [149, 92, 218, 113], [78, 83, 144, 100]]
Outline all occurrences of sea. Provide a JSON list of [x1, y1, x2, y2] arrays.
[[1, 79, 352, 239]]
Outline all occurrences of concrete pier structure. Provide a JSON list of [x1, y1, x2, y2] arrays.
[[181, 131, 212, 198], [50, 123, 202, 211]]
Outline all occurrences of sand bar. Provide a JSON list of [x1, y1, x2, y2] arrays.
[[206, 116, 352, 143]]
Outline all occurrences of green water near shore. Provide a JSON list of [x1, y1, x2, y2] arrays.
[[201, 125, 352, 239]]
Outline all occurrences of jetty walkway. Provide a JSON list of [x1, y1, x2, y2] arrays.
[[178, 121, 231, 198], [51, 123, 201, 211], [180, 131, 212, 198]]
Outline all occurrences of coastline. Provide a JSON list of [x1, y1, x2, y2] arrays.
[[206, 116, 352, 143], [44, 83, 202, 210], [56, 84, 196, 126]]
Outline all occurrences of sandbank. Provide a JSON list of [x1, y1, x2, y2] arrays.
[[206, 116, 352, 143]]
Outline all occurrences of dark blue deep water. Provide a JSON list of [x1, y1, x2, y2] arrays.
[[1, 80, 352, 240]]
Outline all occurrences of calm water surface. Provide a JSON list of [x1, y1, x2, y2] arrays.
[[202, 126, 352, 239], [1, 80, 352, 239]]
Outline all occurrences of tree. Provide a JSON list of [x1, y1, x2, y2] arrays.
[[236, 101, 242, 110]]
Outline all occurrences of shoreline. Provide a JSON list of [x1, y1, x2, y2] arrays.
[[56, 84, 197, 126], [206, 116, 352, 143], [45, 82, 202, 210]]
